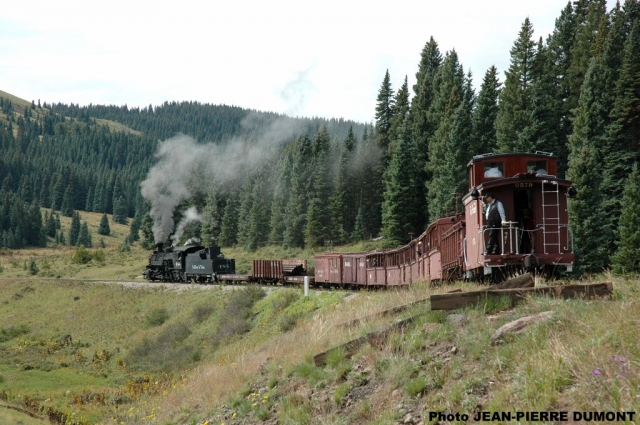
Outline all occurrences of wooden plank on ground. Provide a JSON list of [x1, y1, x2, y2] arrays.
[[430, 282, 612, 311], [315, 315, 426, 366], [338, 298, 430, 329]]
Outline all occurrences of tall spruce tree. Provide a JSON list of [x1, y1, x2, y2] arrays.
[[375, 70, 396, 156], [470, 66, 501, 156], [98, 212, 111, 236], [113, 195, 128, 225], [78, 222, 92, 247], [284, 134, 314, 248], [304, 127, 331, 248], [60, 184, 75, 217], [496, 18, 537, 152], [68, 211, 81, 246], [426, 50, 465, 219], [602, 21, 640, 235], [218, 198, 238, 247], [389, 76, 410, 157], [329, 127, 356, 244], [611, 163, 640, 274], [381, 117, 419, 246], [567, 142, 611, 274], [411, 37, 442, 227]]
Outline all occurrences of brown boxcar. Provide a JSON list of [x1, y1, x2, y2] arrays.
[[314, 254, 343, 285], [342, 253, 367, 286]]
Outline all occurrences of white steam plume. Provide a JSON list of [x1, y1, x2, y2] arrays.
[[172, 206, 202, 244], [140, 116, 305, 244]]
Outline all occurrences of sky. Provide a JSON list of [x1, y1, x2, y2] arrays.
[[1, 0, 617, 124]]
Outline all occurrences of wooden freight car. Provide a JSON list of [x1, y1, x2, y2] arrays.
[[313, 152, 577, 287]]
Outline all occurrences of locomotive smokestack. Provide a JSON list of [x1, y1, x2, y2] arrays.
[[156, 243, 164, 253]]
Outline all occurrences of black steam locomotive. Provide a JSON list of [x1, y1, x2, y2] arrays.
[[145, 243, 236, 283]]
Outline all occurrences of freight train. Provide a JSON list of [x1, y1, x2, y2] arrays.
[[315, 151, 577, 286], [145, 152, 577, 286]]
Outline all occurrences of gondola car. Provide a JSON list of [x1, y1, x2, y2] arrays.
[[315, 152, 577, 286]]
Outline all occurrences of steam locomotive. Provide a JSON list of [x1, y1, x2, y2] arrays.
[[145, 243, 236, 283]]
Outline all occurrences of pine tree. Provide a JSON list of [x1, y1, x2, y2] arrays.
[[602, 21, 640, 234], [200, 193, 221, 245], [113, 195, 128, 224], [470, 66, 501, 156], [567, 0, 609, 115], [329, 128, 355, 244], [427, 50, 466, 219], [284, 135, 313, 248], [98, 212, 111, 235], [78, 222, 92, 247], [612, 163, 640, 273], [567, 143, 611, 274], [496, 18, 537, 152], [218, 199, 238, 247], [303, 127, 331, 248], [381, 117, 419, 245], [68, 211, 81, 246], [351, 206, 367, 242], [245, 178, 269, 251], [374, 70, 395, 155], [389, 76, 410, 157], [411, 37, 443, 228], [60, 184, 75, 217]]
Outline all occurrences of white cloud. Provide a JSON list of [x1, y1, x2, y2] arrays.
[[0, 0, 618, 123]]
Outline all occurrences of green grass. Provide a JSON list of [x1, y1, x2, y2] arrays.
[[2, 230, 639, 425]]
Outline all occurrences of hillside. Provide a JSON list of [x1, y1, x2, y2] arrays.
[[0, 263, 636, 424]]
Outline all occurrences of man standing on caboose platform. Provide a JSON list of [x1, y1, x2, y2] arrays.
[[483, 192, 505, 255]]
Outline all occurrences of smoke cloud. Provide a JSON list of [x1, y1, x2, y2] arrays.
[[171, 206, 202, 244], [140, 116, 305, 244]]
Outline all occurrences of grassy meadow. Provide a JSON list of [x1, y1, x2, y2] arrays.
[[0, 210, 638, 424]]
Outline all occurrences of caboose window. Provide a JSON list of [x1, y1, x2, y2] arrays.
[[484, 162, 503, 177], [527, 160, 547, 175]]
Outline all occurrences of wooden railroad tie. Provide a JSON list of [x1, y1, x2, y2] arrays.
[[430, 282, 613, 311]]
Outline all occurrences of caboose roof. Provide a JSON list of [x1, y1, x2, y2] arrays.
[[466, 151, 556, 167]]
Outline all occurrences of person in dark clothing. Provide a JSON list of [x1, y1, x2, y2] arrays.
[[483, 192, 506, 255]]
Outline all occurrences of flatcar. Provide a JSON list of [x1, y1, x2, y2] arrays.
[[315, 152, 577, 286]]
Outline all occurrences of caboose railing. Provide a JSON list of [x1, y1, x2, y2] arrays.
[[481, 222, 521, 255]]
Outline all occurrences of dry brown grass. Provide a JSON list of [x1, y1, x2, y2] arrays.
[[155, 281, 467, 422]]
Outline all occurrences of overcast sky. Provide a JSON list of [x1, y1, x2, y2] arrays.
[[1, 0, 617, 124]]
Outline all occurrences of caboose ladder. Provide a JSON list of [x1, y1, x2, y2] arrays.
[[541, 180, 560, 254]]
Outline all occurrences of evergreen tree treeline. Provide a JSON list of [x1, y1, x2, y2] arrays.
[[4, 0, 640, 276]]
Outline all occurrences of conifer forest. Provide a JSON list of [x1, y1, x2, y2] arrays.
[[1, 0, 639, 275]]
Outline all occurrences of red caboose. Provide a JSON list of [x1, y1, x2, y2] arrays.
[[460, 152, 576, 280]]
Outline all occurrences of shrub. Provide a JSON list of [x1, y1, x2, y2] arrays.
[[405, 376, 428, 397], [127, 322, 194, 370], [192, 304, 214, 323], [333, 383, 351, 406], [0, 324, 30, 342], [29, 260, 39, 275], [71, 247, 93, 264], [119, 239, 131, 252], [92, 250, 106, 264], [145, 308, 169, 327], [213, 287, 266, 342], [271, 289, 301, 312]]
